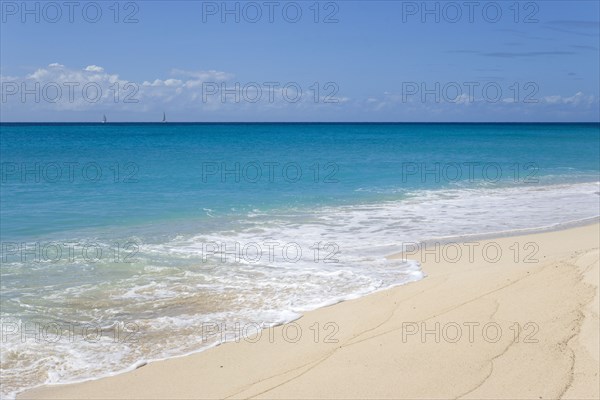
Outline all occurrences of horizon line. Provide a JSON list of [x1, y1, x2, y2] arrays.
[[1, 121, 599, 125]]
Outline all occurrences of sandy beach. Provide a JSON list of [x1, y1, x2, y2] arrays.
[[20, 223, 599, 399]]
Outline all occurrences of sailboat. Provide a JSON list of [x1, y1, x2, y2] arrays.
[[102, 115, 107, 124], [162, 112, 167, 123]]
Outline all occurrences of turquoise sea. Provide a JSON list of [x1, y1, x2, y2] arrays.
[[1, 123, 599, 397]]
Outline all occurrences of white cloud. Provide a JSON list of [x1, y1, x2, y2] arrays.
[[27, 68, 50, 80], [164, 79, 182, 87], [84, 65, 105, 72], [543, 95, 562, 104], [143, 79, 184, 87], [3, 64, 133, 111], [453, 93, 473, 105], [8, 63, 594, 122], [171, 69, 234, 81], [0, 75, 18, 82], [541, 92, 594, 106]]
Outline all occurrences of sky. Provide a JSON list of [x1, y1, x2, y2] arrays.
[[0, 0, 599, 122]]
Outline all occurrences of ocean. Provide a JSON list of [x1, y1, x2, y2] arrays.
[[1, 123, 599, 398]]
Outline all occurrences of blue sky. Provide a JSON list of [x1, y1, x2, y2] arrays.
[[1, 0, 599, 122]]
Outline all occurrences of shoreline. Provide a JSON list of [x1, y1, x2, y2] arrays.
[[400, 215, 600, 249], [18, 220, 600, 399]]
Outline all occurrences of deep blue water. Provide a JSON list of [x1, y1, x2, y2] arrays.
[[2, 123, 598, 241]]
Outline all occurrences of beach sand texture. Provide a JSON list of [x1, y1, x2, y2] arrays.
[[21, 223, 600, 399]]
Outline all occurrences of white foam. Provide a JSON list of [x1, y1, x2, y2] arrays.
[[3, 181, 599, 399]]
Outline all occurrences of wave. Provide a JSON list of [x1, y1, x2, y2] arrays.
[[1, 181, 599, 399]]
